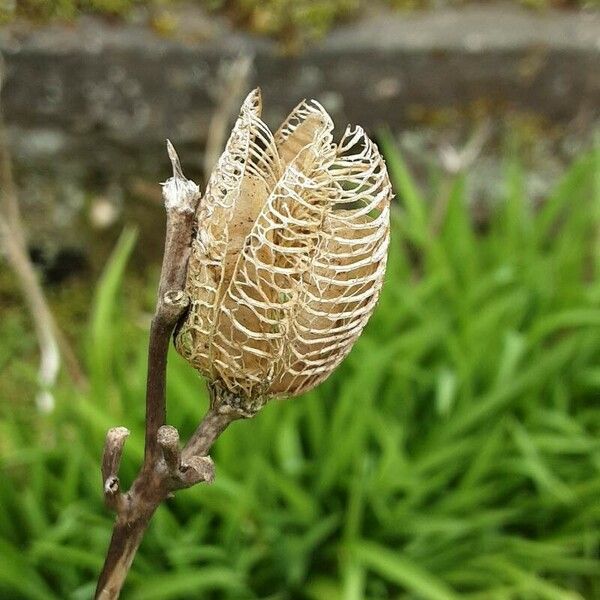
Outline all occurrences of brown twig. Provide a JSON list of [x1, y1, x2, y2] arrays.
[[203, 55, 253, 180], [94, 142, 240, 599], [0, 52, 87, 407], [183, 401, 241, 460]]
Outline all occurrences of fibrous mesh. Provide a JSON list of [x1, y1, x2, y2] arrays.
[[175, 89, 392, 409]]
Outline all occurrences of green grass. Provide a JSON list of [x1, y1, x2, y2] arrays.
[[1, 139, 600, 599]]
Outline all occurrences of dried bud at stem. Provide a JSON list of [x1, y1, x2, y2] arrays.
[[177, 455, 215, 487], [163, 289, 189, 309], [101, 427, 130, 511], [161, 140, 200, 214], [157, 425, 181, 473]]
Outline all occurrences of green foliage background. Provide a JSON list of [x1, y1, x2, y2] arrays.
[[1, 139, 600, 599]]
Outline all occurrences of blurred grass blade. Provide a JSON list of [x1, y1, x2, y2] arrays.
[[378, 129, 429, 242], [0, 539, 58, 600], [128, 567, 244, 600], [87, 227, 138, 399], [352, 540, 460, 600]]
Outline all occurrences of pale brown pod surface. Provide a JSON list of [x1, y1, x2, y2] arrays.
[[175, 89, 392, 414]]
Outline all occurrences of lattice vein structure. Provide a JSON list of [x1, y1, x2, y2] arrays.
[[175, 89, 392, 410]]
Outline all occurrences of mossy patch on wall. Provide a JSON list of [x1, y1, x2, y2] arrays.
[[3, 1, 595, 46]]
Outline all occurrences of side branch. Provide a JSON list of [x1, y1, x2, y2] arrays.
[[144, 143, 199, 465], [95, 407, 233, 599], [183, 405, 241, 460]]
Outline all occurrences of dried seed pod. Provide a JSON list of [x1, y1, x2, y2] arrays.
[[175, 89, 392, 415]]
